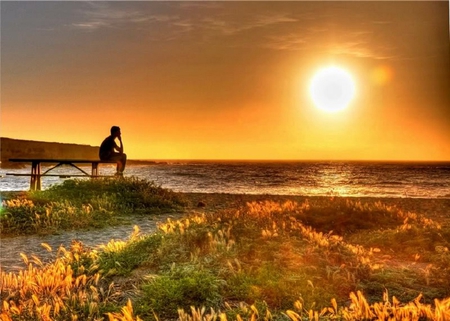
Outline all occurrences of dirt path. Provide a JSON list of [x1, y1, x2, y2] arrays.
[[0, 212, 183, 272]]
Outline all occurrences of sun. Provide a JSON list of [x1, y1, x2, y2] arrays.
[[309, 66, 356, 112]]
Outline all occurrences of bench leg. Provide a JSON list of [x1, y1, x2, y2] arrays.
[[30, 161, 41, 191], [92, 162, 99, 177]]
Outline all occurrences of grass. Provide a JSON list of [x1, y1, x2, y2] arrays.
[[0, 177, 186, 235], [1, 179, 450, 320], [34, 177, 187, 211]]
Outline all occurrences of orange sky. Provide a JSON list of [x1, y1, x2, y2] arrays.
[[1, 1, 449, 161]]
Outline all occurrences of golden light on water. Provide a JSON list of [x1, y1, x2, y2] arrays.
[[309, 66, 356, 112]]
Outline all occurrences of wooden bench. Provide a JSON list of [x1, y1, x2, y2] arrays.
[[6, 158, 118, 191]]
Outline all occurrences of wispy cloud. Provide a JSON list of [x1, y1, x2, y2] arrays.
[[69, 2, 398, 60], [263, 33, 309, 51], [71, 2, 298, 36], [201, 13, 298, 36], [329, 42, 397, 60], [263, 24, 397, 60], [177, 2, 223, 10], [71, 2, 156, 30]]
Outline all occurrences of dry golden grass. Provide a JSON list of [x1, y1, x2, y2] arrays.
[[2, 195, 450, 320], [1, 240, 120, 320]]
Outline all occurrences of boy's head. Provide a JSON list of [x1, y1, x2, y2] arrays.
[[110, 126, 121, 136]]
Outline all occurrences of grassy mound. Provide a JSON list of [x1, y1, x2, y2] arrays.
[[0, 177, 186, 235]]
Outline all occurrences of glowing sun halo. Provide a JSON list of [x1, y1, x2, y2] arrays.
[[309, 66, 356, 112]]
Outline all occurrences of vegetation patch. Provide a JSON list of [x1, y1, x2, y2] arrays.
[[0, 177, 186, 235], [138, 264, 224, 319], [32, 177, 187, 212], [1, 187, 450, 320]]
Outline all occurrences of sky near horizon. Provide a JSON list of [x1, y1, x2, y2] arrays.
[[1, 1, 449, 161]]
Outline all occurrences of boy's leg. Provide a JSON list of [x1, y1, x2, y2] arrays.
[[120, 153, 127, 172], [110, 153, 127, 173]]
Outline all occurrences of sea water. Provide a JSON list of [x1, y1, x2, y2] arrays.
[[1, 160, 449, 198]]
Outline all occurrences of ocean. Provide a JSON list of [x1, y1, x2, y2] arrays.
[[1, 160, 450, 198]]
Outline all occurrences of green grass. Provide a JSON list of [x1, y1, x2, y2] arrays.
[[32, 177, 186, 212], [1, 184, 450, 320], [138, 264, 224, 319], [0, 177, 186, 235], [105, 199, 450, 319]]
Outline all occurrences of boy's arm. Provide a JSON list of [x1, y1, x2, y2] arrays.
[[117, 136, 124, 154]]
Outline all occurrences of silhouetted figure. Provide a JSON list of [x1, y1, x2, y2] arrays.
[[99, 126, 127, 176]]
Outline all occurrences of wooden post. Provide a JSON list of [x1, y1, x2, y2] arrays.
[[91, 162, 99, 177], [30, 161, 41, 191]]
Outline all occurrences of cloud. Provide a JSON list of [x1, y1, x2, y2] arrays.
[[72, 2, 299, 38], [68, 2, 398, 60], [71, 2, 155, 30], [254, 14, 298, 26], [263, 33, 309, 51], [72, 21, 108, 30], [201, 13, 298, 36], [329, 42, 396, 60], [263, 25, 397, 60], [177, 2, 223, 10]]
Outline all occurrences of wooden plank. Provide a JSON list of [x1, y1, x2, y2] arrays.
[[9, 158, 116, 164], [6, 173, 115, 178]]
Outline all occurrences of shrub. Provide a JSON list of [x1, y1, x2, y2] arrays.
[[139, 264, 224, 319], [33, 177, 187, 212]]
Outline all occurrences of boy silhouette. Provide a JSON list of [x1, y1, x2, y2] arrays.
[[99, 126, 127, 175]]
